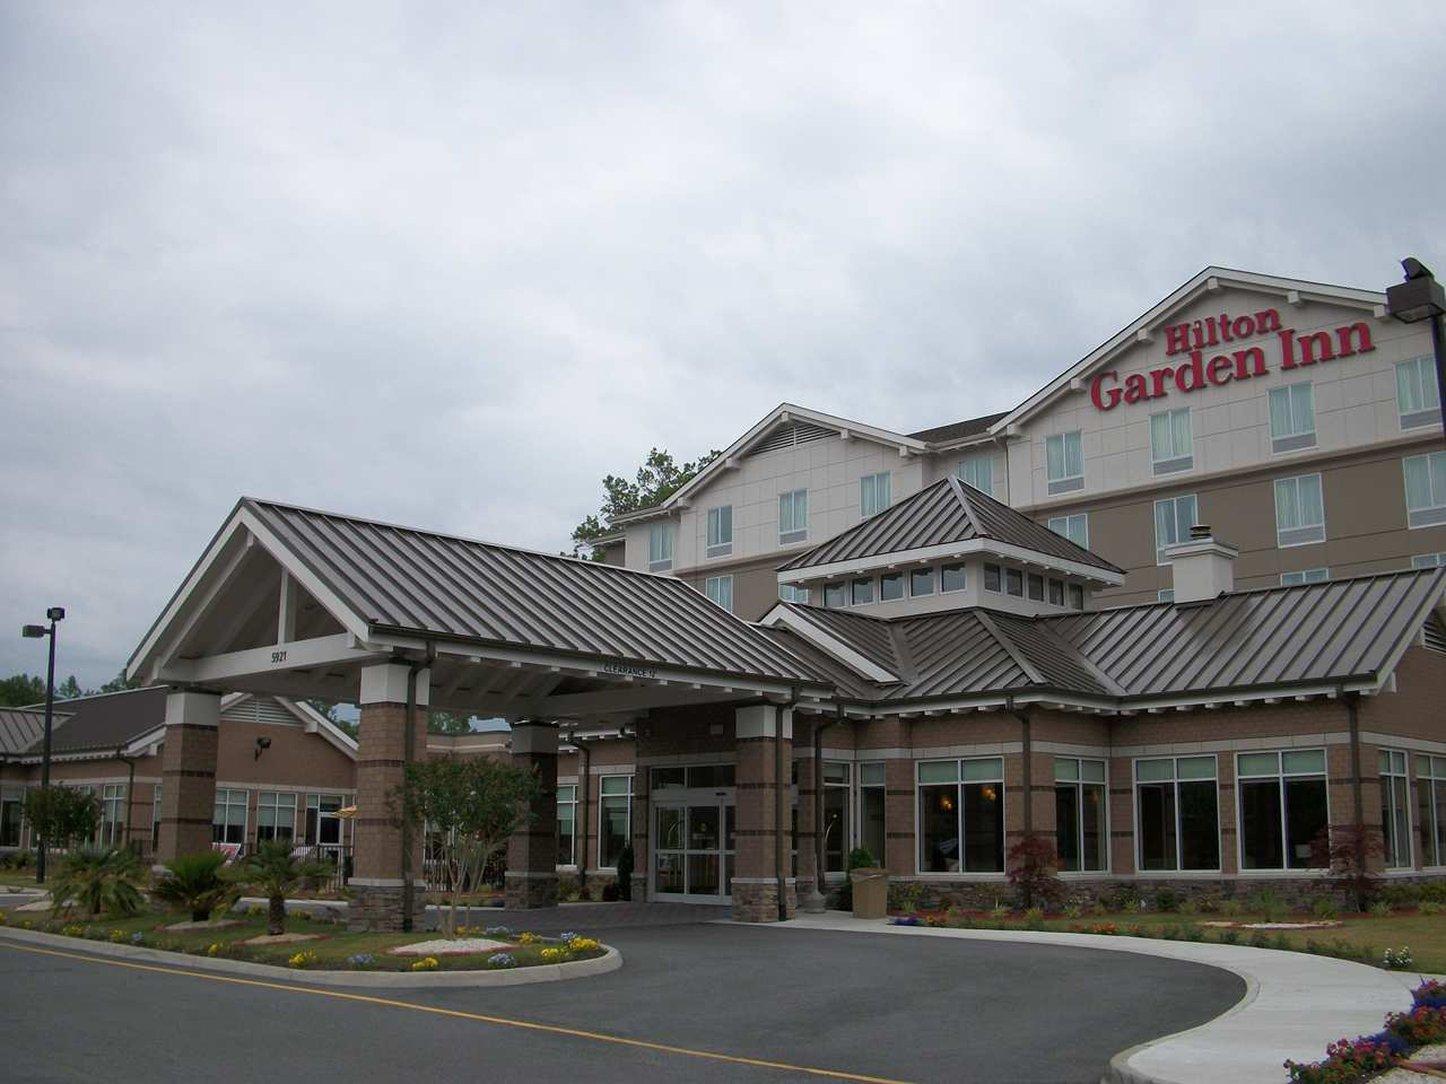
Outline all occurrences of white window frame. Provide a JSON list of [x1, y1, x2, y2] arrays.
[[779, 489, 809, 545], [1053, 757, 1108, 874], [1403, 451, 1446, 529], [1047, 513, 1089, 549], [212, 788, 249, 846], [1234, 749, 1330, 873], [856, 761, 886, 868], [98, 783, 126, 847], [939, 562, 967, 594], [859, 472, 891, 518], [556, 783, 578, 869], [1419, 755, 1446, 869], [1380, 749, 1412, 870], [1046, 431, 1084, 494], [850, 576, 874, 606], [704, 574, 734, 612], [1132, 755, 1221, 874], [1274, 473, 1326, 547], [879, 571, 905, 601], [1397, 355, 1442, 430], [255, 790, 297, 842], [1154, 493, 1199, 565], [705, 505, 733, 559], [914, 757, 1006, 876], [648, 522, 674, 571], [1280, 568, 1329, 586], [779, 583, 810, 603], [822, 761, 853, 877], [1269, 381, 1317, 453], [823, 581, 848, 608], [1150, 407, 1194, 475], [1413, 552, 1446, 570], [957, 453, 994, 496], [598, 774, 633, 871]]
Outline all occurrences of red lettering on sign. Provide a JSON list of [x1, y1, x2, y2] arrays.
[[1335, 321, 1374, 358], [1256, 309, 1282, 334], [1279, 328, 1298, 369], [1297, 330, 1336, 367], [1150, 366, 1173, 399], [1164, 323, 1191, 357], [1090, 370, 1122, 410], [1207, 354, 1235, 385], [1234, 346, 1267, 380], [1123, 373, 1150, 403], [1175, 352, 1206, 393]]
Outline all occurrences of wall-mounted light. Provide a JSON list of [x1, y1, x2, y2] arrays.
[[254, 736, 272, 761]]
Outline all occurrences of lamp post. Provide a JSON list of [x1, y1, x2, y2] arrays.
[[1385, 257, 1446, 440], [21, 606, 65, 884]]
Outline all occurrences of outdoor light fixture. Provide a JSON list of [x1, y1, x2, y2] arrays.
[[1386, 256, 1446, 437], [19, 605, 65, 884], [254, 736, 272, 760]]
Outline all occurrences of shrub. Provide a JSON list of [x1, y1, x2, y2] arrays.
[[1007, 835, 1064, 912], [1413, 980, 1446, 1008], [600, 883, 620, 902], [1285, 1035, 1404, 1083], [1382, 946, 1414, 970], [1247, 888, 1287, 923], [517, 931, 538, 945], [1153, 888, 1181, 913], [1062, 903, 1082, 920], [1419, 900, 1444, 916], [49, 846, 145, 918], [540, 947, 568, 963], [228, 839, 332, 936], [1219, 929, 1240, 945], [1313, 825, 1384, 912], [567, 936, 600, 953], [1385, 1004, 1446, 1046], [1369, 900, 1393, 918], [1023, 907, 1045, 930], [1309, 896, 1339, 920], [151, 851, 237, 923], [1217, 897, 1243, 917]]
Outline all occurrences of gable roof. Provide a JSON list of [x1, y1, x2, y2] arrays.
[[777, 475, 1123, 577], [0, 708, 54, 756], [991, 267, 1386, 434], [908, 411, 1009, 446]]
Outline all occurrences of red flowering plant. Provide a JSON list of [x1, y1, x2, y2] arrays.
[[1386, 1004, 1446, 1047], [1284, 1034, 1405, 1084], [1006, 834, 1065, 912]]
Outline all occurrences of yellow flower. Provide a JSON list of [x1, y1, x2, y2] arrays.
[[567, 937, 600, 953], [109, 929, 127, 943], [207, 942, 221, 956], [410, 955, 440, 971], [288, 950, 318, 969], [517, 931, 537, 945], [540, 947, 569, 963], [62, 924, 85, 938]]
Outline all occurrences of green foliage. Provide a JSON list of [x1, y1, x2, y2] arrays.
[[846, 847, 876, 871], [152, 851, 238, 923], [0, 673, 45, 707], [229, 839, 333, 935], [1153, 888, 1181, 913], [1247, 887, 1288, 923], [23, 786, 100, 851], [49, 846, 145, 918], [1007, 834, 1064, 911], [427, 711, 475, 735], [569, 447, 721, 559], [1310, 895, 1340, 920], [1317, 824, 1384, 912], [1370, 899, 1394, 918]]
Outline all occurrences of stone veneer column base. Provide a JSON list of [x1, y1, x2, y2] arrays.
[[504, 871, 559, 909], [731, 878, 798, 923], [348, 883, 426, 932]]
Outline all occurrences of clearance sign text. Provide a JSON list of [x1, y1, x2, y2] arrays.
[[1089, 309, 1375, 411]]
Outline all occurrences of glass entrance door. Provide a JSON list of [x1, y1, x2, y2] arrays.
[[653, 799, 734, 903]]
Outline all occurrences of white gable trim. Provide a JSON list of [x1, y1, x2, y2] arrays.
[[757, 605, 899, 684]]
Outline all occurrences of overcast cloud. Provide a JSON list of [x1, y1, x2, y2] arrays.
[[2, 2, 1443, 688]]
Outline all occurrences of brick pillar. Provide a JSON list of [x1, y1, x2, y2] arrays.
[[155, 690, 220, 864], [505, 722, 558, 909], [884, 753, 915, 877], [350, 662, 428, 932], [732, 703, 796, 922], [1109, 754, 1136, 875], [794, 724, 820, 904]]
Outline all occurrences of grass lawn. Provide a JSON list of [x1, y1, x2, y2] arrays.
[[0, 906, 603, 972], [0, 870, 41, 891]]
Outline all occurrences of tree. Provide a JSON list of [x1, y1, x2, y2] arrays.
[[304, 699, 358, 739], [152, 851, 239, 923], [229, 839, 333, 935], [570, 447, 720, 559], [54, 676, 83, 701], [1007, 834, 1066, 911], [0, 673, 45, 707], [428, 711, 474, 735], [1314, 824, 1385, 912], [395, 755, 543, 937], [23, 786, 100, 852], [49, 845, 145, 918], [97, 670, 143, 694]]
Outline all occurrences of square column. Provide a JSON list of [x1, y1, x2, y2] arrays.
[[155, 690, 221, 864], [506, 722, 559, 909], [732, 704, 796, 922], [351, 662, 429, 932]]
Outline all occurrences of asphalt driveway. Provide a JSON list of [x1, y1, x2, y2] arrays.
[[1, 920, 1243, 1083]]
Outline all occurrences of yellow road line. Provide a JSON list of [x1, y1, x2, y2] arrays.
[[4, 941, 907, 1084]]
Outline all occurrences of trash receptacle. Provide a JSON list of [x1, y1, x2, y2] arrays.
[[850, 867, 888, 919]]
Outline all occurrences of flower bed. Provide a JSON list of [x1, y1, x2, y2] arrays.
[[1284, 982, 1446, 1082]]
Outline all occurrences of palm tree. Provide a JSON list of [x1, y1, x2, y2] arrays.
[[49, 846, 144, 918], [151, 850, 238, 923], [230, 839, 333, 936]]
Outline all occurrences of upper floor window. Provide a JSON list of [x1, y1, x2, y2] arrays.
[[983, 563, 1001, 592], [940, 563, 966, 593], [1150, 407, 1193, 474], [706, 506, 733, 558], [824, 581, 847, 607], [860, 472, 891, 518], [648, 523, 674, 571], [779, 584, 810, 604], [910, 568, 936, 597], [851, 577, 874, 605], [1046, 431, 1084, 494], [1268, 382, 1317, 453], [1048, 578, 1065, 606], [779, 489, 809, 545], [879, 572, 904, 601], [1047, 513, 1089, 549], [1274, 474, 1325, 547], [1005, 567, 1023, 596], [1397, 356, 1442, 430], [705, 574, 734, 612], [1404, 451, 1446, 528], [957, 453, 994, 496], [1280, 568, 1329, 586], [1068, 583, 1084, 610], [1414, 552, 1446, 570], [1027, 573, 1044, 601], [1154, 493, 1199, 564]]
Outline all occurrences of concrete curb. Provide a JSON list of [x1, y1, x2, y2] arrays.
[[0, 925, 621, 989], [745, 913, 1423, 1084]]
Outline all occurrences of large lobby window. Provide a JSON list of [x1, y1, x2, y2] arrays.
[[1398, 356, 1442, 430], [1237, 750, 1328, 870], [1418, 756, 1446, 868], [1274, 474, 1326, 546], [556, 784, 577, 867], [1046, 430, 1084, 494], [1054, 757, 1106, 872], [1135, 756, 1219, 872], [860, 472, 891, 517], [1381, 750, 1412, 869], [212, 788, 248, 845], [1269, 382, 1317, 453], [256, 791, 296, 842], [706, 505, 733, 558], [1404, 452, 1446, 529], [779, 489, 809, 544], [918, 758, 1004, 873], [648, 523, 674, 571], [599, 775, 633, 869], [957, 453, 994, 496], [1154, 494, 1198, 564], [1150, 407, 1194, 474], [858, 762, 886, 865], [823, 762, 850, 873]]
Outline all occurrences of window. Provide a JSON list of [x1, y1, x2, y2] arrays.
[[1054, 758, 1107, 873], [1135, 756, 1219, 871], [823, 762, 851, 873], [957, 453, 994, 496], [1237, 750, 1328, 870], [983, 563, 1001, 592], [706, 506, 733, 558], [648, 523, 674, 571], [0, 788, 23, 848], [1274, 474, 1325, 546], [910, 568, 935, 596], [1404, 452, 1446, 528], [940, 563, 966, 593], [1068, 584, 1085, 610], [305, 793, 345, 848], [858, 762, 886, 865], [1005, 567, 1023, 597], [879, 572, 904, 601], [1027, 573, 1045, 601], [1398, 356, 1442, 429], [1269, 382, 1317, 453], [1047, 513, 1089, 549], [1048, 579, 1064, 606], [918, 758, 1004, 873], [1046, 431, 1084, 494], [256, 791, 296, 842], [850, 577, 873, 605], [98, 784, 126, 847], [212, 788, 248, 846], [1381, 750, 1412, 869], [860, 472, 891, 517], [1281, 568, 1329, 586], [1414, 553, 1446, 570], [1150, 407, 1193, 474], [779, 489, 809, 544], [557, 784, 577, 867], [1157, 588, 1175, 603], [824, 581, 847, 607], [1154, 493, 1199, 563], [1418, 756, 1446, 868], [599, 775, 633, 869], [705, 574, 734, 611]]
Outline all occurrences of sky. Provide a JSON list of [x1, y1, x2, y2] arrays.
[[2, 2, 1444, 689]]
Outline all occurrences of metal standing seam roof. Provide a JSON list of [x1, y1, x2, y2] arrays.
[[907, 411, 1010, 445], [0, 708, 54, 756], [20, 687, 167, 755], [245, 498, 828, 686], [777, 475, 1122, 575]]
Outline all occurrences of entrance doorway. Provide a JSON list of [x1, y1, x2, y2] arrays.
[[652, 799, 735, 903]]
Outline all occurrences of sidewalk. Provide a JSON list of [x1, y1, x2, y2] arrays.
[[752, 912, 1422, 1084]]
